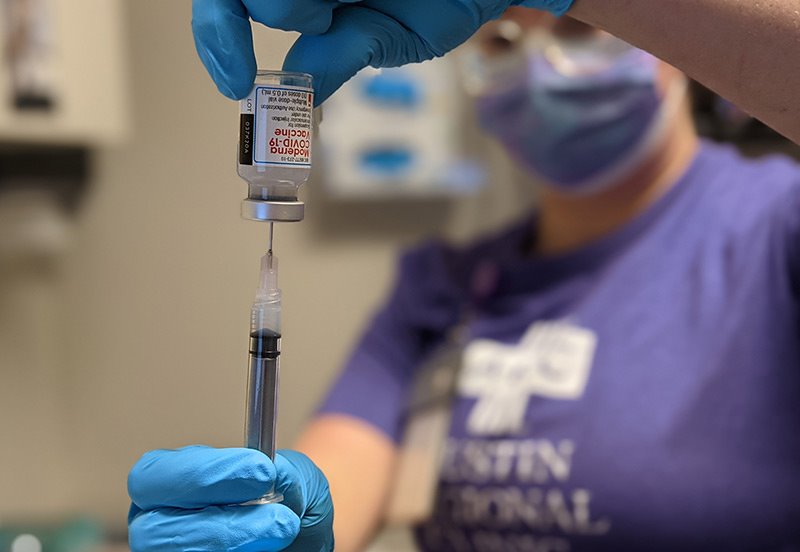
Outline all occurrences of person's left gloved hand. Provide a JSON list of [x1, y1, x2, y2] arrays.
[[127, 446, 334, 552], [191, 0, 574, 104]]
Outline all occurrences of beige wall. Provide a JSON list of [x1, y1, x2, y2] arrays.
[[0, 0, 534, 533]]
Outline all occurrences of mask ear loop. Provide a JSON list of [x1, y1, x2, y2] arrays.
[[551, 71, 691, 197]]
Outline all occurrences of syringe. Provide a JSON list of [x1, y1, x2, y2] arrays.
[[244, 223, 283, 503]]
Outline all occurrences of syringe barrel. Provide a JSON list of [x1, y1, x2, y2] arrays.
[[245, 329, 280, 456], [242, 256, 284, 504], [251, 297, 281, 335], [243, 329, 283, 504]]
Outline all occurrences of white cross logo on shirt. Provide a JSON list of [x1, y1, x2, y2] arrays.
[[459, 320, 598, 436]]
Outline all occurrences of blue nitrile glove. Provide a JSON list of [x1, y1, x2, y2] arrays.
[[191, 0, 574, 104], [127, 446, 334, 552]]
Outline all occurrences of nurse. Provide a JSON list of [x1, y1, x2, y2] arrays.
[[128, 3, 800, 552]]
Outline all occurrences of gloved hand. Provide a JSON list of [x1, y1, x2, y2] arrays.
[[127, 446, 334, 552], [191, 0, 574, 104]]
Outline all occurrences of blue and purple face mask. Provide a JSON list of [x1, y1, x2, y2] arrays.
[[474, 31, 666, 193]]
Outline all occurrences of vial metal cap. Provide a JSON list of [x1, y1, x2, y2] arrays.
[[241, 199, 305, 222]]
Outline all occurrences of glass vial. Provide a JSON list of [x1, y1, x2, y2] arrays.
[[238, 71, 314, 222]]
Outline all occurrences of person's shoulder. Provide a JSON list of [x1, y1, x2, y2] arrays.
[[701, 140, 800, 199], [693, 140, 800, 225]]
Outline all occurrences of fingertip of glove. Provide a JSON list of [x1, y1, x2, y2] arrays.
[[253, 503, 302, 542], [195, 48, 254, 100], [127, 509, 159, 552], [274, 505, 303, 539], [127, 448, 169, 501], [281, 51, 333, 107], [128, 446, 276, 509], [235, 447, 276, 480], [217, 78, 252, 100], [128, 505, 300, 552], [190, 4, 256, 102]]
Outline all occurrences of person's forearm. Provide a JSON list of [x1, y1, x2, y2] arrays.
[[294, 414, 397, 552], [570, 0, 800, 143]]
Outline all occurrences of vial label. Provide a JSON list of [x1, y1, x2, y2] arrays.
[[240, 85, 314, 167]]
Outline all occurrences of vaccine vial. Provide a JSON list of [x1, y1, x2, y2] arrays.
[[238, 71, 314, 222]]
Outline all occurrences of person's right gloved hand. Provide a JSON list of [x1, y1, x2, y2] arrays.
[[127, 446, 334, 552], [191, 0, 575, 104]]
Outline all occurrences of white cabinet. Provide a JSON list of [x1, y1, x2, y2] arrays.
[[0, 0, 129, 145]]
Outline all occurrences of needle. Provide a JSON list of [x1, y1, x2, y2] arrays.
[[267, 222, 275, 269]]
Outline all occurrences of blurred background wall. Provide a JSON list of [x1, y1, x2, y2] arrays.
[[0, 0, 533, 544]]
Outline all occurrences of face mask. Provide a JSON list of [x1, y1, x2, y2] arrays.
[[475, 35, 676, 194]]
